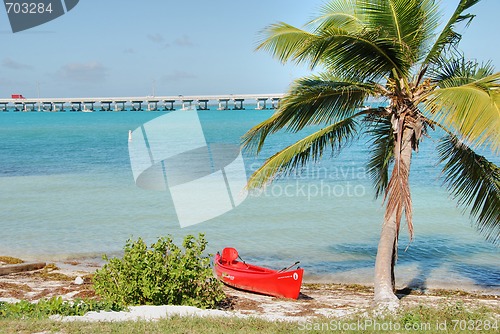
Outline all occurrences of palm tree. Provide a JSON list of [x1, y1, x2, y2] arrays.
[[242, 0, 499, 306]]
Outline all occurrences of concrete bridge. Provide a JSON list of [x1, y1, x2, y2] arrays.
[[0, 94, 284, 112]]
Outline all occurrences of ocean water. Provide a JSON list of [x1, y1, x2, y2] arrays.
[[0, 109, 498, 292]]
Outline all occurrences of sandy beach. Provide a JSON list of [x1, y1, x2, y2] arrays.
[[1, 259, 498, 322]]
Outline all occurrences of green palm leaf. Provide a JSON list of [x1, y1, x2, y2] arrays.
[[425, 72, 500, 153], [424, 0, 481, 66], [429, 57, 495, 85], [360, 0, 439, 65], [255, 22, 315, 65], [242, 74, 375, 153], [257, 1, 410, 79], [247, 117, 358, 189], [438, 134, 500, 244], [307, 0, 365, 33], [317, 28, 406, 79]]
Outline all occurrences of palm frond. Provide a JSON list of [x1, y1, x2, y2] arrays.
[[429, 57, 495, 86], [424, 0, 481, 66], [307, 0, 364, 33], [242, 74, 375, 153], [438, 134, 500, 244], [255, 22, 315, 65], [360, 0, 439, 64], [257, 3, 409, 79], [424, 72, 500, 153], [317, 28, 407, 79], [384, 149, 413, 240], [365, 115, 395, 198], [247, 117, 358, 189]]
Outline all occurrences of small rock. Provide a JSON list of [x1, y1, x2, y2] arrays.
[[74, 276, 84, 285]]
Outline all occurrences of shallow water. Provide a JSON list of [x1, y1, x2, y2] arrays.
[[0, 109, 498, 292]]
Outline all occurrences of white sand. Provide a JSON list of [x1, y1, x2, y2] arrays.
[[50, 304, 317, 323], [51, 305, 240, 322]]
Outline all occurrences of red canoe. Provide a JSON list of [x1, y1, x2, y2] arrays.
[[214, 247, 304, 299]]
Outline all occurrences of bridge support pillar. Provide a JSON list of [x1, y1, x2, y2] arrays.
[[256, 98, 268, 110], [198, 99, 209, 110], [218, 99, 229, 110], [54, 102, 65, 112], [0, 102, 8, 111], [71, 102, 81, 111], [114, 101, 126, 111], [132, 101, 143, 111], [14, 102, 23, 111], [24, 102, 36, 111], [101, 101, 112, 111], [233, 99, 245, 110], [83, 102, 95, 111], [182, 100, 194, 110], [271, 98, 280, 109], [147, 100, 159, 111], [164, 100, 175, 111], [43, 102, 53, 112]]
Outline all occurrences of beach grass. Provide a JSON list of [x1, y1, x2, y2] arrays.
[[0, 316, 297, 334], [1, 302, 498, 334]]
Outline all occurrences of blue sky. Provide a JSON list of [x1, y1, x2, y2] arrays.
[[0, 0, 498, 98]]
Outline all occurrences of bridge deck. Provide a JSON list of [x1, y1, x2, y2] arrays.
[[0, 94, 284, 104]]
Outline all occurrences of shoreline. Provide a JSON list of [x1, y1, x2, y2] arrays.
[[1, 257, 499, 324], [2, 258, 499, 301], [2, 257, 499, 299], [1, 266, 498, 323]]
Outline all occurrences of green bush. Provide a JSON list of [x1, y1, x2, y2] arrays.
[[92, 234, 225, 309], [0, 297, 124, 319]]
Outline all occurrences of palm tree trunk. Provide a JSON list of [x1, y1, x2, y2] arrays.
[[374, 126, 414, 305], [374, 211, 400, 304]]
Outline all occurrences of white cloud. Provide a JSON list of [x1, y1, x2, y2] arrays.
[[147, 33, 164, 44], [148, 33, 194, 48], [174, 35, 193, 47], [2, 58, 33, 70], [56, 61, 107, 82]]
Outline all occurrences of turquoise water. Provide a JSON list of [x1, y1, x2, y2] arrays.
[[0, 109, 498, 292]]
